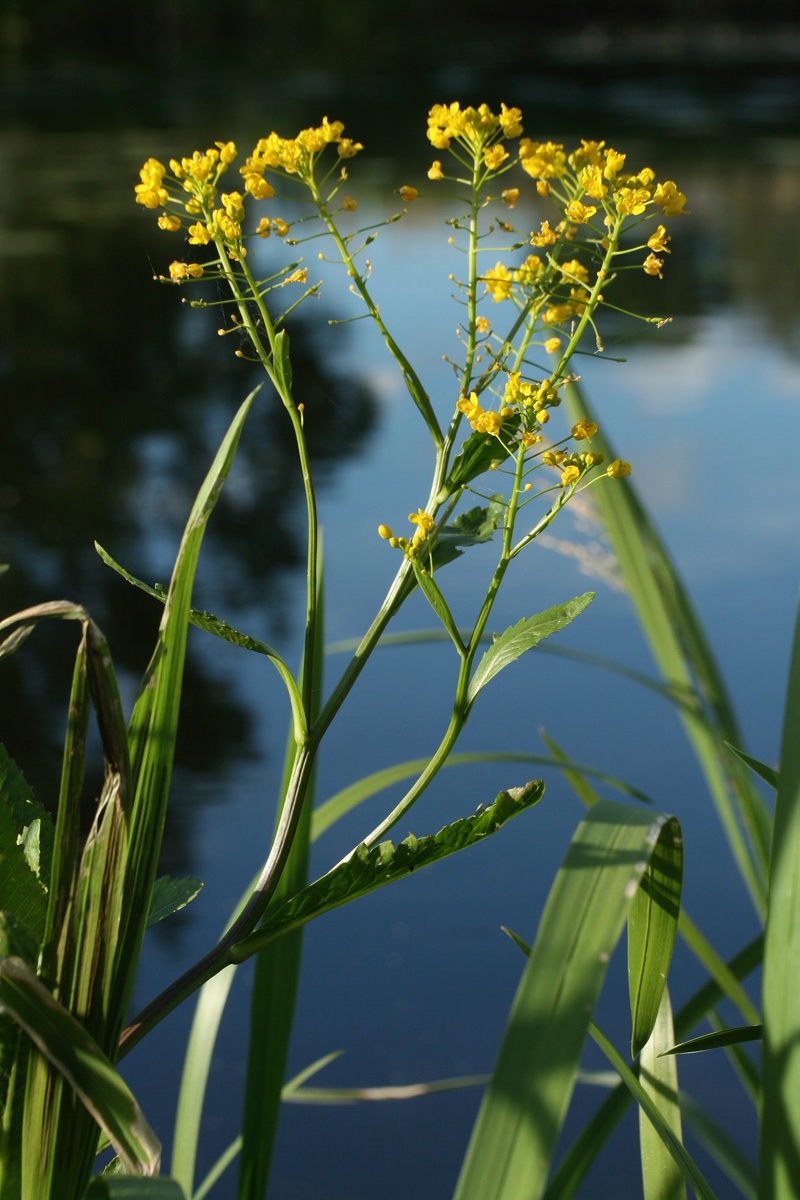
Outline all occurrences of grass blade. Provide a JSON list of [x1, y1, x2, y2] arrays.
[[759, 588, 800, 1199], [638, 988, 686, 1200], [628, 819, 683, 1057], [564, 379, 770, 915], [452, 799, 682, 1200]]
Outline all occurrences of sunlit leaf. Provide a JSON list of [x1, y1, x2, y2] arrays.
[[232, 782, 543, 961], [663, 1025, 763, 1056], [638, 988, 686, 1200], [628, 817, 683, 1057], [467, 593, 593, 705]]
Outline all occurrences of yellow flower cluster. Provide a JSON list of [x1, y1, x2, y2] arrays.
[[240, 118, 362, 190], [427, 102, 523, 152], [377, 509, 435, 559]]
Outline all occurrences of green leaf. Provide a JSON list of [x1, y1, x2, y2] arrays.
[[467, 593, 593, 705], [628, 817, 683, 1057], [441, 419, 520, 496], [231, 782, 543, 961], [0, 957, 160, 1176], [83, 1178, 187, 1198], [0, 793, 48, 949], [638, 988, 686, 1200], [273, 328, 293, 395], [145, 876, 203, 929], [726, 742, 779, 791], [0, 745, 53, 888], [564, 378, 771, 916], [760, 588, 800, 1200], [413, 565, 465, 652], [590, 1022, 715, 1200], [453, 800, 683, 1200], [663, 1025, 763, 1056]]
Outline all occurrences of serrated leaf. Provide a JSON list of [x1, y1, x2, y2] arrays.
[[467, 593, 593, 705], [145, 876, 203, 929], [0, 744, 53, 888], [0, 795, 48, 947], [231, 782, 543, 961]]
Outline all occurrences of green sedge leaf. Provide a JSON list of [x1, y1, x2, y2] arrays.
[[628, 816, 683, 1057], [662, 1025, 763, 1056], [725, 742, 779, 791], [0, 957, 160, 1176], [467, 593, 593, 705]]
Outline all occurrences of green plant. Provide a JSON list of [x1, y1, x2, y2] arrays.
[[0, 103, 691, 1199]]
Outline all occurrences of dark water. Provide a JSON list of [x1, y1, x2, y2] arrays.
[[2, 31, 799, 1199]]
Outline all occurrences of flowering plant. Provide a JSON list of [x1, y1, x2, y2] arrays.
[[0, 103, 703, 1200]]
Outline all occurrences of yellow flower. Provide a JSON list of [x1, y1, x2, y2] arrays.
[[272, 218, 290, 237], [221, 191, 246, 221], [255, 217, 271, 238], [564, 200, 597, 224], [337, 138, 364, 159], [188, 221, 213, 245], [501, 187, 519, 207], [484, 262, 513, 302], [408, 508, 435, 535], [216, 140, 237, 164], [378, 524, 393, 540], [607, 459, 631, 478], [243, 175, 276, 199], [603, 148, 626, 179], [615, 187, 650, 216], [559, 258, 589, 284], [647, 224, 671, 253], [483, 144, 508, 170], [653, 180, 687, 216], [519, 139, 566, 179], [572, 418, 598, 441], [476, 316, 491, 333], [543, 450, 566, 466], [544, 336, 561, 353], [561, 464, 580, 486], [475, 410, 503, 435], [342, 195, 358, 212], [428, 161, 444, 180], [214, 210, 241, 241], [579, 164, 607, 200], [569, 140, 605, 169], [135, 158, 168, 208], [168, 261, 204, 280], [283, 268, 308, 285], [498, 103, 523, 137], [457, 392, 483, 421], [530, 221, 557, 247], [157, 213, 181, 231], [643, 254, 664, 278], [399, 185, 418, 202]]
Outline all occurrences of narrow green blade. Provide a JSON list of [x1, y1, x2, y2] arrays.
[[453, 800, 682, 1200], [628, 819, 683, 1057], [760, 588, 800, 1199], [638, 988, 686, 1200]]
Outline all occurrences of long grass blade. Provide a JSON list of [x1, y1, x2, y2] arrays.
[[564, 379, 770, 915], [452, 799, 682, 1200], [638, 988, 686, 1200], [759, 587, 800, 1199]]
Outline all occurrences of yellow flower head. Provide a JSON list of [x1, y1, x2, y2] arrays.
[[483, 262, 513, 303], [168, 261, 204, 280], [135, 158, 168, 209], [543, 336, 561, 354], [399, 185, 418, 202], [337, 138, 364, 159], [603, 148, 627, 179], [428, 161, 444, 180], [476, 316, 491, 333], [514, 255, 544, 288], [653, 180, 687, 217], [157, 213, 181, 231], [643, 254, 664, 278], [519, 139, 566, 179], [606, 459, 631, 479], [498, 103, 523, 138], [579, 164, 608, 201], [188, 221, 213, 245], [501, 187, 519, 208], [561, 464, 581, 487], [571, 418, 598, 441], [559, 259, 589, 284], [342, 195, 358, 212], [569, 140, 605, 170], [483, 144, 508, 171], [564, 200, 597, 224], [530, 221, 557, 247], [647, 224, 671, 253], [615, 187, 651, 217]]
